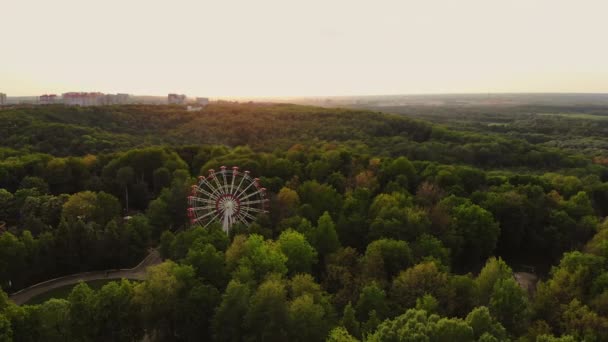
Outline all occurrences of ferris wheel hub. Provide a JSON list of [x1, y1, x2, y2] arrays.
[[216, 194, 240, 217]]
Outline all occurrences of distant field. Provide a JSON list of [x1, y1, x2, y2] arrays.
[[536, 112, 608, 120], [25, 279, 118, 305]]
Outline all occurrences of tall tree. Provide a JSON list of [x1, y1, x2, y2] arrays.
[[116, 166, 135, 213]]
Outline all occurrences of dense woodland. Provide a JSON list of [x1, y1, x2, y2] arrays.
[[0, 103, 608, 341]]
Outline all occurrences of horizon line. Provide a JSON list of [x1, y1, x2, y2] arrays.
[[4, 91, 608, 99]]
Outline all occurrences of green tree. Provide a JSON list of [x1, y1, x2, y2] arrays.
[[94, 280, 143, 342], [447, 274, 479, 317], [559, 299, 608, 341], [244, 278, 290, 341], [362, 310, 381, 337], [323, 247, 361, 309], [276, 187, 300, 221], [412, 234, 450, 266], [93, 191, 121, 226], [382, 156, 416, 190], [153, 167, 171, 194], [390, 261, 449, 314], [0, 232, 25, 289], [341, 302, 361, 339], [226, 234, 287, 283], [361, 239, 413, 285], [489, 278, 530, 335], [297, 181, 342, 222], [133, 261, 192, 339], [288, 294, 330, 342], [367, 308, 474, 342], [0, 313, 12, 342], [536, 335, 577, 342], [278, 229, 318, 275], [175, 281, 221, 341], [212, 280, 251, 342], [67, 282, 95, 341], [476, 257, 513, 305], [19, 176, 49, 194], [449, 203, 499, 268], [433, 317, 474, 342], [62, 191, 98, 222], [355, 282, 389, 322], [116, 166, 135, 213], [465, 306, 507, 341], [327, 327, 359, 342], [337, 188, 372, 250], [416, 294, 439, 314], [37, 299, 71, 342], [308, 212, 340, 261], [183, 243, 227, 289], [0, 189, 15, 225]]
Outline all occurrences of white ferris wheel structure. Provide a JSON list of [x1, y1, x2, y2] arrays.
[[188, 166, 269, 233]]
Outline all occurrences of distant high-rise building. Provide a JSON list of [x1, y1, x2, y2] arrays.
[[0, 93, 6, 106], [62, 92, 105, 106], [168, 93, 187, 105], [116, 93, 130, 104], [196, 97, 209, 106], [104, 93, 131, 105], [39, 94, 58, 105]]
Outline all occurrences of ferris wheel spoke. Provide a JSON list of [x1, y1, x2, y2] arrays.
[[193, 182, 216, 199], [203, 211, 222, 228], [239, 199, 268, 206], [221, 170, 229, 193], [239, 188, 266, 202], [195, 188, 218, 201], [241, 206, 268, 214], [232, 173, 247, 196], [240, 210, 258, 221], [235, 213, 249, 225], [192, 209, 218, 223], [192, 204, 217, 211], [230, 170, 236, 194], [190, 196, 216, 205], [212, 174, 227, 196], [236, 181, 256, 199], [199, 178, 222, 198]]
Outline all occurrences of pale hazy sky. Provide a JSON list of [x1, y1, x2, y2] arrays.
[[2, 0, 608, 97]]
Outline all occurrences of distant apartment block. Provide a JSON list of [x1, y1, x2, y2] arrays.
[[62, 92, 106, 106], [168, 93, 187, 105], [104, 93, 131, 105], [196, 97, 209, 106], [0, 93, 6, 106], [39, 94, 58, 105]]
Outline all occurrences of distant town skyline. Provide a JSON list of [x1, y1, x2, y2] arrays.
[[2, 0, 608, 97]]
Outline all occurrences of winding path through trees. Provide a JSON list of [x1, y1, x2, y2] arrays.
[[9, 249, 162, 305]]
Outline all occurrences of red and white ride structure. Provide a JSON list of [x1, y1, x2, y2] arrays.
[[188, 166, 269, 233]]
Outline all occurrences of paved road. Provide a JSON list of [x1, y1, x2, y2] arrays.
[[9, 249, 162, 305]]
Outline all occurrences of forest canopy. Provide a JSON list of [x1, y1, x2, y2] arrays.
[[0, 103, 607, 341]]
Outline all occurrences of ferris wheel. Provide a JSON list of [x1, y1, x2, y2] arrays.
[[187, 166, 269, 233]]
